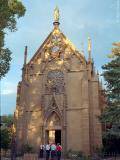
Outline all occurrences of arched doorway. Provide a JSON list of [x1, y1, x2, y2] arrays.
[[45, 111, 62, 144]]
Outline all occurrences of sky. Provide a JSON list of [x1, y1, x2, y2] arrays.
[[1, 0, 120, 115]]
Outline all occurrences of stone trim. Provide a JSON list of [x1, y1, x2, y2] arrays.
[[66, 107, 89, 111]]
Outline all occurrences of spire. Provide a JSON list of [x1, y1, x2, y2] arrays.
[[24, 46, 27, 66], [97, 70, 99, 76], [101, 79, 103, 87], [97, 70, 99, 80], [53, 6, 60, 26], [88, 36, 92, 60]]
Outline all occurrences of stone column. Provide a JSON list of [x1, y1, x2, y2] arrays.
[[81, 76, 90, 155]]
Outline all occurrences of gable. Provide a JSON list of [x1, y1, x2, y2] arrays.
[[28, 27, 86, 67]]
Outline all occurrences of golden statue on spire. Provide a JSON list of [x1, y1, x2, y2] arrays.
[[88, 36, 92, 60], [88, 36, 91, 53], [54, 6, 60, 22]]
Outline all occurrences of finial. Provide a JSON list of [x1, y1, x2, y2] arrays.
[[24, 46, 27, 66], [88, 36, 92, 60], [97, 70, 99, 76], [101, 79, 103, 86], [53, 6, 60, 26]]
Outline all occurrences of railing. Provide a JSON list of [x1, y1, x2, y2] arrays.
[[1, 152, 120, 160], [68, 152, 120, 160], [23, 153, 38, 160], [1, 154, 38, 160], [99, 153, 120, 160]]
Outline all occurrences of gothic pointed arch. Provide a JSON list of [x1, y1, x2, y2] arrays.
[[44, 95, 62, 121], [46, 111, 61, 126], [44, 110, 62, 131]]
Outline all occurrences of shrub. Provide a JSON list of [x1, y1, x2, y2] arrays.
[[66, 149, 91, 160], [21, 144, 34, 154]]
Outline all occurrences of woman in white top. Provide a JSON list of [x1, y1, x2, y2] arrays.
[[45, 144, 50, 160]]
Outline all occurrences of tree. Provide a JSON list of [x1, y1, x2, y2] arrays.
[[0, 0, 26, 79], [1, 114, 14, 127], [21, 144, 34, 154], [101, 42, 120, 153], [0, 115, 14, 155], [1, 128, 12, 153], [101, 42, 120, 124]]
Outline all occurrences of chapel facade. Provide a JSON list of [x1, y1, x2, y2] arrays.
[[14, 7, 105, 155]]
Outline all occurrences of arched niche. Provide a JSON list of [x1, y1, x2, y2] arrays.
[[45, 111, 61, 130]]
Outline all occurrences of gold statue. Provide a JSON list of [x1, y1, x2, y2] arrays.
[[88, 36, 91, 53], [54, 6, 60, 22]]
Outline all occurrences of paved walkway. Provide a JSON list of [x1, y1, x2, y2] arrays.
[[1, 158, 66, 160], [1, 157, 120, 160]]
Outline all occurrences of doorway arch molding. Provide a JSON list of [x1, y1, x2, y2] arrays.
[[44, 110, 62, 129], [43, 110, 62, 144]]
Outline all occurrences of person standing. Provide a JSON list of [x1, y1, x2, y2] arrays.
[[45, 143, 50, 160], [56, 143, 62, 160], [50, 143, 56, 160], [39, 144, 44, 158]]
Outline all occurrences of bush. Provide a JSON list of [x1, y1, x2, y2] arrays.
[[102, 132, 120, 154], [0, 128, 12, 152], [93, 147, 104, 159], [21, 144, 34, 154], [66, 149, 91, 160]]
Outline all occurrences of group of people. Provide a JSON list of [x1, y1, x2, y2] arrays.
[[39, 143, 62, 160]]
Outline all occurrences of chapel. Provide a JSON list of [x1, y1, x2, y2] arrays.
[[15, 7, 105, 155]]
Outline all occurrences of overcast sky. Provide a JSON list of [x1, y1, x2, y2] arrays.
[[1, 0, 120, 115]]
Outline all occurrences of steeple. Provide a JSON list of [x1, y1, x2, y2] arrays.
[[24, 46, 27, 66], [53, 6, 60, 27], [88, 36, 92, 61]]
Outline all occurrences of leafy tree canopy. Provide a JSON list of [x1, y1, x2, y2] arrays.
[[0, 0, 26, 79], [0, 115, 14, 152], [0, 128, 12, 150], [101, 42, 120, 124], [100, 42, 120, 153], [1, 114, 14, 127]]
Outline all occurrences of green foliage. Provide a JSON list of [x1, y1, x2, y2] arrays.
[[101, 43, 120, 124], [0, 0, 26, 31], [102, 130, 120, 153], [0, 0, 26, 78], [100, 42, 120, 153], [66, 150, 91, 160], [0, 48, 12, 79], [0, 128, 12, 151], [0, 115, 14, 152], [21, 144, 34, 154], [1, 114, 14, 126]]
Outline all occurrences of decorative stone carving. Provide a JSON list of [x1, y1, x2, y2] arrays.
[[44, 95, 62, 120], [45, 70, 64, 94]]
